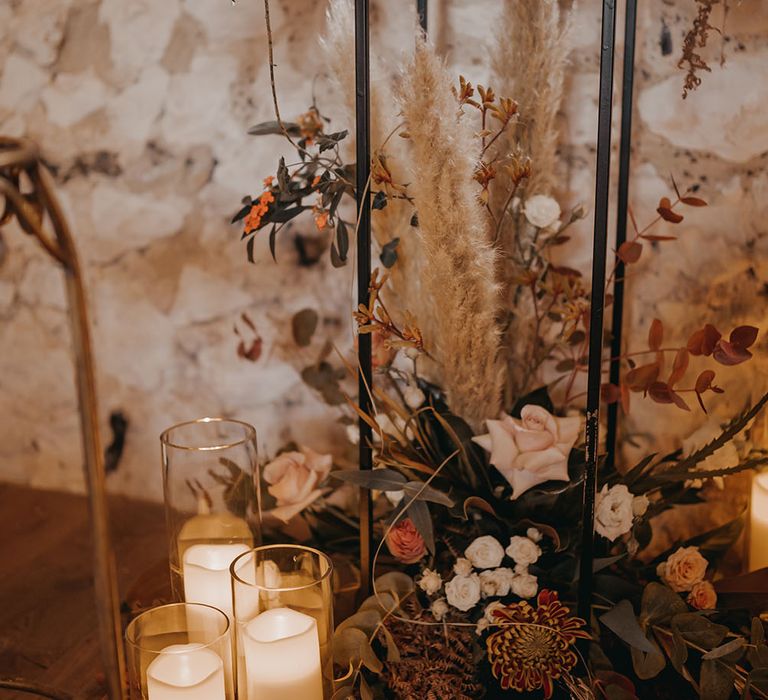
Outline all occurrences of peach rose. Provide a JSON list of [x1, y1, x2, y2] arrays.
[[472, 405, 581, 499], [386, 518, 426, 564], [263, 447, 332, 522], [688, 581, 717, 610], [658, 546, 708, 592]]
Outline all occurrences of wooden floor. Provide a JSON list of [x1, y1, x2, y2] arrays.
[[0, 483, 168, 699]]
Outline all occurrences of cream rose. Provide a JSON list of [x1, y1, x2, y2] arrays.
[[524, 194, 561, 229], [453, 557, 473, 577], [465, 535, 505, 569], [445, 573, 482, 612], [510, 572, 538, 599], [526, 527, 543, 543], [479, 568, 515, 598], [431, 597, 449, 621], [660, 546, 708, 592], [263, 447, 332, 522], [687, 580, 717, 610], [472, 405, 581, 499], [506, 536, 541, 566], [418, 568, 443, 596], [484, 600, 506, 623], [595, 484, 635, 541]]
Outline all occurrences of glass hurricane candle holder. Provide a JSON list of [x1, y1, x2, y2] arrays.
[[161, 418, 261, 619], [750, 470, 768, 571], [231, 545, 334, 700], [125, 602, 234, 700]]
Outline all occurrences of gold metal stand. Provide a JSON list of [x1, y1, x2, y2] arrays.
[[0, 137, 126, 698]]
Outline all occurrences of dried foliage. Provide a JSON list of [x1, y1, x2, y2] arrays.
[[384, 600, 485, 699], [396, 39, 505, 428], [679, 0, 730, 98]]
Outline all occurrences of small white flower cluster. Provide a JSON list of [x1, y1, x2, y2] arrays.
[[420, 531, 545, 625], [594, 484, 649, 542]]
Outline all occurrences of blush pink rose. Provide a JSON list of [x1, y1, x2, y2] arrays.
[[386, 518, 426, 564], [658, 546, 708, 592], [472, 405, 581, 499], [687, 581, 717, 610], [263, 447, 332, 522]]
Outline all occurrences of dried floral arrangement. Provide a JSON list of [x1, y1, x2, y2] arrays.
[[228, 1, 768, 697]]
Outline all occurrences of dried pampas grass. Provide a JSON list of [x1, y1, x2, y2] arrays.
[[490, 0, 571, 198], [396, 39, 505, 427], [320, 0, 423, 335]]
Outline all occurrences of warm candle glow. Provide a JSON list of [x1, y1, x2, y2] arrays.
[[147, 643, 226, 700], [182, 543, 250, 620], [242, 607, 323, 700], [750, 472, 768, 571]]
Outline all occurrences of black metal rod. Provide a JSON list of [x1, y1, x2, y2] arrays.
[[577, 0, 618, 624], [417, 0, 428, 32], [355, 0, 374, 598], [606, 0, 638, 470]]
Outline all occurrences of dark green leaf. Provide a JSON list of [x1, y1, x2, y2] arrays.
[[630, 638, 666, 680], [330, 241, 346, 268], [268, 206, 305, 224], [331, 468, 407, 491], [700, 659, 734, 700], [640, 582, 688, 626], [231, 203, 251, 224], [247, 120, 301, 137], [601, 600, 658, 653], [702, 637, 746, 660], [402, 481, 454, 507], [671, 613, 728, 649], [380, 237, 399, 268], [291, 308, 319, 347], [406, 499, 434, 554], [372, 191, 387, 210], [336, 220, 349, 261], [246, 235, 256, 263]]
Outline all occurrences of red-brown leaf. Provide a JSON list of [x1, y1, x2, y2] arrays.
[[601, 383, 621, 404], [550, 265, 583, 278], [648, 381, 673, 404], [620, 382, 631, 414], [625, 362, 660, 392], [730, 325, 758, 350], [657, 206, 684, 224], [695, 369, 716, 394], [659, 196, 673, 209], [687, 324, 721, 356], [617, 240, 643, 264], [648, 318, 664, 351], [680, 196, 707, 207], [668, 348, 689, 388], [713, 339, 753, 366], [669, 390, 691, 411]]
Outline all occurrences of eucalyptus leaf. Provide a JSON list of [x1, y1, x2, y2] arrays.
[[700, 659, 734, 700], [671, 613, 728, 650], [630, 637, 666, 680], [332, 627, 382, 674], [600, 600, 658, 654], [702, 637, 745, 660], [380, 624, 401, 663], [331, 468, 407, 491], [247, 120, 301, 136], [336, 609, 382, 637], [360, 591, 399, 616], [375, 571, 415, 603], [640, 582, 688, 626], [331, 686, 355, 700]]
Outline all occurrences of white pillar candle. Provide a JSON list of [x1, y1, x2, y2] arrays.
[[242, 607, 323, 700], [183, 543, 251, 620], [147, 643, 225, 700], [750, 472, 768, 571]]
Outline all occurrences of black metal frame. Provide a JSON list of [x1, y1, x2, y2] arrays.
[[353, 0, 639, 619]]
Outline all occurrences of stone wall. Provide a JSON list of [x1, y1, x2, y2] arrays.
[[0, 0, 766, 501]]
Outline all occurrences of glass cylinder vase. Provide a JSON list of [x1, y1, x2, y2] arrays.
[[161, 418, 261, 619], [125, 602, 234, 700], [231, 545, 334, 700], [750, 470, 768, 571]]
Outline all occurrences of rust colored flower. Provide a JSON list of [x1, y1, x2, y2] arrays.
[[297, 108, 323, 144], [486, 590, 590, 699], [386, 518, 426, 564], [244, 190, 276, 234], [262, 175, 274, 188]]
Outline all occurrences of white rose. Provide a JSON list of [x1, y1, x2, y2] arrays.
[[479, 568, 515, 598], [506, 536, 541, 566], [475, 618, 489, 635], [431, 597, 449, 621], [526, 527, 543, 543], [514, 563, 529, 575], [595, 484, 634, 541], [632, 494, 649, 517], [404, 384, 425, 410], [465, 535, 505, 569], [524, 194, 561, 229], [453, 557, 473, 576], [445, 573, 482, 612], [385, 490, 404, 506], [510, 572, 538, 599], [484, 600, 506, 623], [418, 568, 443, 595]]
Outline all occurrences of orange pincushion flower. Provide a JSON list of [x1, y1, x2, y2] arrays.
[[244, 190, 275, 233], [314, 209, 329, 231], [486, 590, 590, 699], [262, 175, 274, 188]]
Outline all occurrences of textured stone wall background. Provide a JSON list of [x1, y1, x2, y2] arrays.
[[0, 0, 766, 502]]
